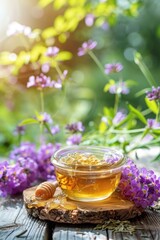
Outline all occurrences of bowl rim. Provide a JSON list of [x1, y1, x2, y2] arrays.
[[52, 146, 126, 173]]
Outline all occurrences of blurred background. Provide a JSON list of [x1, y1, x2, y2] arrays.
[[0, 0, 160, 155]]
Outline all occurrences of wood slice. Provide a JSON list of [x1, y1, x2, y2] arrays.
[[23, 186, 143, 224]]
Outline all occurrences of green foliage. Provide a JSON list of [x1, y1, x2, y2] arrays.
[[104, 80, 115, 92], [0, 0, 160, 158], [145, 97, 158, 114], [128, 104, 147, 124], [39, 0, 54, 8], [134, 52, 157, 87], [19, 118, 39, 126]]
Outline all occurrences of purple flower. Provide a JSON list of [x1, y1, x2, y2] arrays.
[[13, 125, 26, 136], [52, 70, 68, 89], [60, 70, 68, 80], [66, 134, 82, 145], [0, 161, 32, 196], [1, 142, 64, 196], [104, 63, 123, 75], [45, 46, 59, 57], [147, 119, 160, 129], [41, 63, 50, 73], [113, 111, 126, 125], [7, 21, 32, 37], [104, 155, 120, 165], [109, 82, 129, 95], [17, 157, 38, 183], [66, 121, 85, 132], [37, 143, 61, 180], [146, 86, 160, 101], [27, 73, 54, 90], [85, 14, 95, 27], [118, 159, 160, 208], [4, 165, 28, 196], [0, 161, 9, 178], [10, 142, 37, 161], [36, 112, 53, 124], [101, 22, 109, 31], [77, 40, 97, 56], [51, 125, 60, 135], [52, 79, 62, 89]]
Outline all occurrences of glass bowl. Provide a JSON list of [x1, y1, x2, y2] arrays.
[[52, 146, 126, 202]]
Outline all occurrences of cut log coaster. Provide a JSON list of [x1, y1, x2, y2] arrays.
[[23, 186, 143, 224]]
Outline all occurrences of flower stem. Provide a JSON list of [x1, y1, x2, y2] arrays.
[[88, 51, 105, 76], [134, 52, 157, 87], [109, 128, 146, 134], [40, 90, 44, 141], [114, 93, 120, 114], [55, 63, 63, 79], [156, 100, 160, 122], [18, 133, 21, 146], [40, 90, 44, 113]]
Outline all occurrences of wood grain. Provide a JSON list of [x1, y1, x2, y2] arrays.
[[0, 196, 160, 239], [23, 186, 142, 224], [0, 196, 49, 240], [52, 224, 107, 240]]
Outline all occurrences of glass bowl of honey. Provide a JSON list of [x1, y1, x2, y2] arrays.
[[52, 146, 126, 202]]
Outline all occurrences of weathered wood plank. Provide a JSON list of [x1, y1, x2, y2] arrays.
[[135, 230, 155, 240], [108, 229, 158, 240], [149, 230, 160, 240], [131, 210, 160, 230], [107, 230, 123, 240], [52, 224, 107, 240], [0, 197, 23, 227], [0, 197, 50, 240]]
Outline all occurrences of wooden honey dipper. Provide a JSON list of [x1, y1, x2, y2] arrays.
[[35, 181, 58, 200]]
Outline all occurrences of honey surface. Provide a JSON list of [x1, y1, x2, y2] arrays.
[[27, 192, 77, 210], [56, 152, 122, 201], [56, 170, 121, 201]]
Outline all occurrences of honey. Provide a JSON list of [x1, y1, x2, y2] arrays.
[[54, 152, 123, 201], [56, 169, 121, 201], [27, 191, 77, 210]]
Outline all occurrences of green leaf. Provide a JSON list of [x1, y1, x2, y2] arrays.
[[38, 0, 53, 8], [54, 16, 66, 32], [134, 51, 157, 87], [125, 79, 138, 87], [152, 129, 160, 134], [141, 128, 149, 140], [19, 118, 39, 126], [30, 44, 46, 62], [104, 79, 115, 92], [53, 0, 66, 9], [42, 27, 57, 39], [99, 121, 107, 133], [69, 0, 85, 6], [103, 107, 113, 117], [128, 104, 147, 124], [135, 88, 150, 97], [44, 122, 53, 136], [55, 51, 72, 61], [58, 33, 68, 43], [145, 97, 158, 114], [15, 51, 30, 67], [115, 113, 132, 128], [151, 153, 160, 162], [0, 52, 17, 65]]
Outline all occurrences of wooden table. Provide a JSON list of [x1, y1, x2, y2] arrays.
[[1, 148, 160, 240], [0, 194, 160, 240]]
